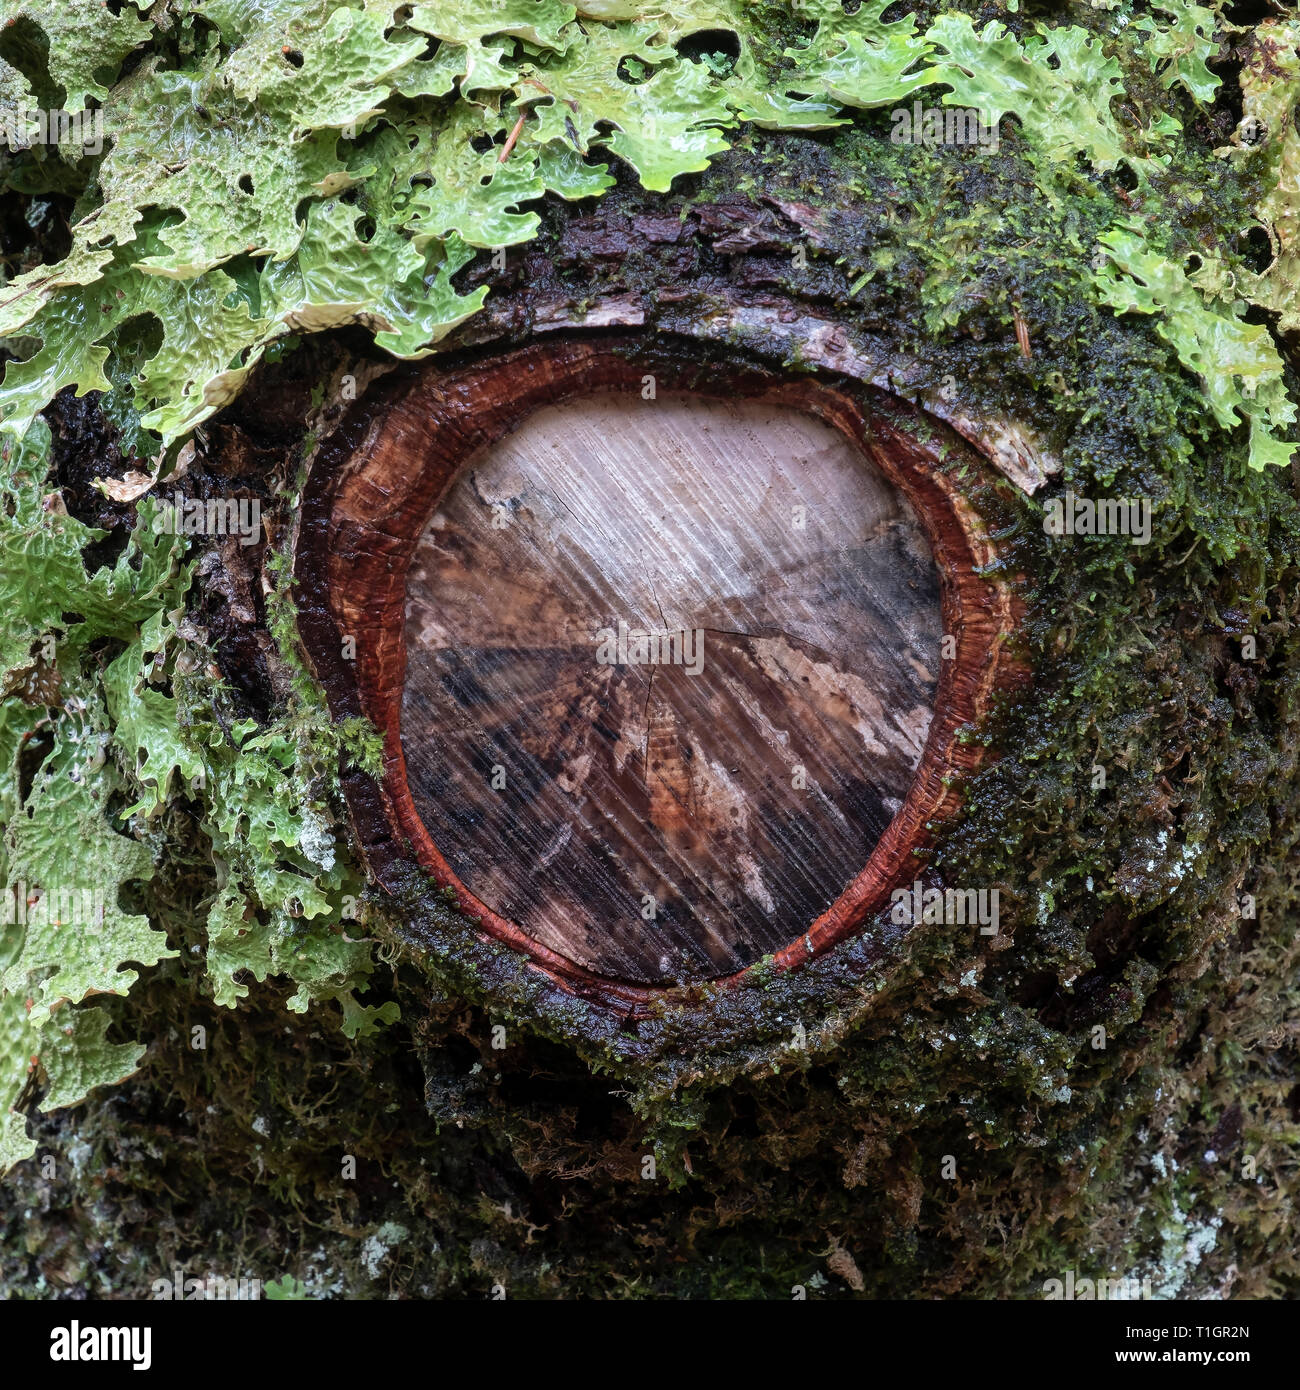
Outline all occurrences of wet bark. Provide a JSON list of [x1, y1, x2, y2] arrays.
[[7, 147, 1297, 1304]]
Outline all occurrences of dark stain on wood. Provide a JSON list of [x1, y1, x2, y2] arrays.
[[401, 394, 941, 984]]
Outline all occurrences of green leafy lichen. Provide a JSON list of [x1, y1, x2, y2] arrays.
[[781, 0, 931, 111], [1095, 225, 1298, 470], [2, 1, 1292, 461], [1229, 19, 1300, 337], [2, 0, 151, 113], [1133, 2, 1222, 105], [0, 420, 395, 1170]]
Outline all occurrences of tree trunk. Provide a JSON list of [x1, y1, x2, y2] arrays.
[[4, 12, 1300, 1306]]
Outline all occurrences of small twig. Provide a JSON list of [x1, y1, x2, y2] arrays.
[[210, 690, 237, 749], [1013, 305, 1032, 361], [499, 112, 527, 163]]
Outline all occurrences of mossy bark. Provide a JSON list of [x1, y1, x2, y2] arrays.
[[5, 114, 1300, 1300]]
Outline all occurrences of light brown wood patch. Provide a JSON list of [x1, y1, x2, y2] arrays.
[[401, 394, 942, 984]]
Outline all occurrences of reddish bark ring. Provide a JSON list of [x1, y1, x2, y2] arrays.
[[295, 337, 1022, 1015]]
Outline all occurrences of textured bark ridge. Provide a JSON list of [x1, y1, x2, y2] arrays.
[[296, 338, 1021, 1014]]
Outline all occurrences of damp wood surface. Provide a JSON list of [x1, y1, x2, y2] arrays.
[[400, 392, 943, 985]]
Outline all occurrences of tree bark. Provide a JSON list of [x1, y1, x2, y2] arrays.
[[4, 123, 1299, 1304]]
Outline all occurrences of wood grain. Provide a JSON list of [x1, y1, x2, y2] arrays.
[[401, 394, 942, 983]]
